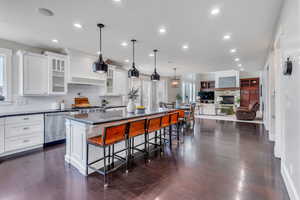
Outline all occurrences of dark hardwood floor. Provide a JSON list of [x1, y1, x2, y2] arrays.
[[0, 119, 289, 200]]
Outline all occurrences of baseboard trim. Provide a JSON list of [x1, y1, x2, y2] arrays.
[[282, 163, 299, 200]]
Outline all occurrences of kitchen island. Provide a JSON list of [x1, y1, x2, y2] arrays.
[[64, 108, 179, 176]]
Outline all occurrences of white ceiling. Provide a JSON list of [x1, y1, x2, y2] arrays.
[[0, 0, 283, 76]]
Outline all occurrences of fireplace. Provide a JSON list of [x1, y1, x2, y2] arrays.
[[220, 96, 234, 104]]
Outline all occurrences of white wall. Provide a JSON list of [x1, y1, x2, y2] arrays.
[[0, 39, 122, 113], [264, 0, 300, 199]]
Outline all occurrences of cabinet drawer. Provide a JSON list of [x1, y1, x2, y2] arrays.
[[5, 115, 43, 125], [5, 124, 43, 139], [5, 134, 43, 152]]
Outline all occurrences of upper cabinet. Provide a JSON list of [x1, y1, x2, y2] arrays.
[[18, 51, 49, 96], [18, 51, 68, 96], [102, 66, 128, 96], [44, 52, 68, 95], [67, 49, 106, 86]]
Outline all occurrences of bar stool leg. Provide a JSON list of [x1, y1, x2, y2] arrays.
[[169, 125, 172, 149], [125, 139, 129, 173], [112, 144, 115, 168], [103, 146, 108, 188], [108, 145, 111, 169], [132, 137, 135, 157], [177, 123, 180, 141], [86, 143, 89, 175], [159, 129, 163, 155], [144, 133, 148, 161]]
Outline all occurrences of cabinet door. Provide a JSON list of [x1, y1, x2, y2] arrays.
[[0, 125, 4, 154], [23, 54, 48, 95], [114, 70, 128, 95], [49, 56, 68, 95]]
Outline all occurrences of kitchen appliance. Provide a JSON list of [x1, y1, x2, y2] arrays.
[[44, 111, 78, 145]]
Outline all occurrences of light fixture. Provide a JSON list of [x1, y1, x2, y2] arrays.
[[238, 64, 242, 67], [223, 34, 231, 40], [121, 41, 128, 47], [51, 39, 58, 43], [97, 51, 100, 55], [128, 39, 140, 78], [158, 27, 166, 34], [235, 58, 240, 62], [92, 23, 108, 73], [211, 8, 220, 16], [151, 49, 160, 81], [73, 23, 83, 29], [230, 48, 237, 53], [125, 59, 129, 63], [240, 68, 245, 71], [182, 44, 189, 50], [38, 8, 54, 16], [112, 0, 121, 2], [171, 68, 180, 88], [149, 53, 154, 57]]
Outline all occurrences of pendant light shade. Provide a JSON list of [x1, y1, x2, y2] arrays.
[[151, 49, 160, 81], [171, 68, 180, 88], [92, 23, 108, 73], [128, 39, 140, 78]]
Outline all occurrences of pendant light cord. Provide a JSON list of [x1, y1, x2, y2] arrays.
[[131, 39, 136, 68], [154, 49, 157, 72], [99, 27, 102, 53]]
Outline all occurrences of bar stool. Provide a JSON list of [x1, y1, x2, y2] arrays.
[[160, 114, 171, 149], [127, 119, 147, 166], [86, 123, 128, 188], [146, 116, 162, 156]]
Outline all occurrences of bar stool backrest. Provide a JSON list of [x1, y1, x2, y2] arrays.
[[161, 114, 171, 128], [170, 112, 179, 125], [147, 117, 162, 133], [178, 110, 185, 119], [103, 123, 127, 145], [128, 119, 147, 138]]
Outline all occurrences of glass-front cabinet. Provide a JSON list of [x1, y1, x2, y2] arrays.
[[45, 52, 68, 95]]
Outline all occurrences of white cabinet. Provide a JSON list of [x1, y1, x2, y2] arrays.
[[114, 69, 128, 95], [3, 114, 44, 155], [44, 52, 68, 95], [18, 51, 49, 96], [0, 119, 4, 154], [103, 67, 128, 96]]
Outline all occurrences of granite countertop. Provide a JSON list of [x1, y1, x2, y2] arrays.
[[65, 108, 177, 125], [0, 105, 126, 118]]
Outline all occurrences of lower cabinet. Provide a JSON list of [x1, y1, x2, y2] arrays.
[[0, 119, 4, 154], [1, 114, 44, 157]]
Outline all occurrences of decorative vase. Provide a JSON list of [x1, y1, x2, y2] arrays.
[[127, 99, 136, 113]]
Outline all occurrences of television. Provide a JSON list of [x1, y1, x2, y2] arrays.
[[198, 91, 214, 100]]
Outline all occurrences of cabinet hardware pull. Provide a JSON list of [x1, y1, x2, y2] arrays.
[[23, 118, 29, 120], [23, 127, 29, 130], [23, 140, 29, 143]]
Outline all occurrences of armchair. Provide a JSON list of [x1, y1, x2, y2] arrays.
[[236, 102, 260, 120]]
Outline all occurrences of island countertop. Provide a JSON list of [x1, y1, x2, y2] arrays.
[[65, 108, 181, 125]]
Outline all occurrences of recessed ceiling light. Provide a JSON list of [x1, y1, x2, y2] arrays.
[[125, 59, 129, 63], [230, 48, 237, 53], [38, 8, 54, 16], [238, 64, 242, 67], [158, 27, 167, 34], [234, 58, 240, 62], [223, 34, 231, 40], [182, 44, 189, 50], [240, 68, 245, 71], [51, 39, 58, 43], [149, 53, 154, 57], [211, 8, 220, 16], [113, 0, 121, 2], [73, 23, 83, 29], [121, 41, 128, 47]]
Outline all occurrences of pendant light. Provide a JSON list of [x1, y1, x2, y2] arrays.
[[92, 23, 108, 73], [171, 68, 180, 88], [151, 49, 160, 81], [128, 39, 140, 78]]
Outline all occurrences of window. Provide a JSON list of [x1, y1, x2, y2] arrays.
[[0, 48, 12, 103]]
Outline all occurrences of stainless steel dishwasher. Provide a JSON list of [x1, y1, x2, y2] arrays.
[[44, 111, 78, 145]]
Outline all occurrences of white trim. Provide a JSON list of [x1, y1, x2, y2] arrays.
[[282, 163, 300, 200], [0, 48, 12, 105]]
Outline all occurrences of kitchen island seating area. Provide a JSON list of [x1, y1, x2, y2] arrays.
[[86, 110, 183, 187]]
